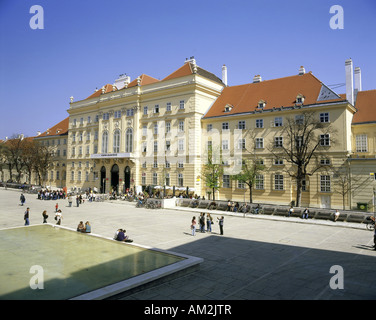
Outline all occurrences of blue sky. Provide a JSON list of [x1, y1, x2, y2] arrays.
[[0, 0, 375, 139]]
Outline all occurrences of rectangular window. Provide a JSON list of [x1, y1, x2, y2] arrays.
[[103, 113, 109, 120], [153, 160, 158, 168], [223, 175, 230, 188], [320, 158, 331, 165], [238, 121, 246, 130], [142, 125, 147, 136], [274, 159, 284, 165], [154, 105, 159, 113], [153, 123, 158, 135], [178, 139, 184, 151], [256, 119, 263, 128], [142, 173, 146, 185], [165, 122, 171, 133], [153, 141, 158, 153], [114, 110, 121, 118], [274, 174, 284, 190], [237, 180, 245, 189], [222, 122, 229, 130], [356, 134, 368, 152], [126, 109, 134, 117], [274, 117, 283, 127], [274, 137, 283, 148], [222, 139, 229, 150], [143, 106, 148, 115], [153, 172, 158, 184], [255, 138, 264, 149], [179, 100, 185, 110], [166, 102, 171, 112], [178, 161, 184, 168], [178, 173, 184, 187], [238, 138, 246, 150], [295, 114, 304, 125], [320, 112, 330, 123], [178, 120, 184, 132], [255, 175, 264, 190], [320, 134, 330, 146], [207, 124, 212, 132], [320, 175, 331, 192]]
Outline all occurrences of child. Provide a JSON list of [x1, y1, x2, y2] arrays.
[[55, 203, 59, 212]]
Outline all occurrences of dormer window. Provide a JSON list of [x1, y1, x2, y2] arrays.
[[224, 104, 233, 113], [296, 94, 305, 105], [257, 100, 266, 109]]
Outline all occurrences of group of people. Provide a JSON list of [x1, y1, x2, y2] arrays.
[[24, 207, 63, 225], [113, 228, 133, 242], [38, 189, 67, 200], [76, 221, 91, 233], [191, 213, 224, 236]]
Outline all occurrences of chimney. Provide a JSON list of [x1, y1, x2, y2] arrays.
[[114, 74, 131, 90], [222, 64, 228, 86], [299, 66, 305, 75], [253, 75, 262, 83], [354, 67, 362, 102], [345, 59, 354, 105]]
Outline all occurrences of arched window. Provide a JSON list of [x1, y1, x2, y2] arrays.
[[102, 131, 108, 153], [126, 128, 133, 153], [113, 129, 120, 153]]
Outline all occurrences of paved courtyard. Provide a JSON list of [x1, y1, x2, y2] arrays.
[[1, 188, 375, 300]]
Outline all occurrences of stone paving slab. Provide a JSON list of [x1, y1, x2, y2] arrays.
[[1, 188, 376, 300]]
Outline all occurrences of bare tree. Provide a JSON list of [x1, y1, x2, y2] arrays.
[[268, 110, 337, 207]]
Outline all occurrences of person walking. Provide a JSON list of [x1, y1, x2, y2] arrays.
[[68, 195, 72, 207], [24, 207, 30, 226], [334, 209, 340, 222], [191, 216, 197, 236], [217, 216, 224, 235], [76, 195, 80, 207], [20, 193, 26, 206], [288, 206, 294, 217], [199, 213, 206, 233], [42, 210, 48, 223]]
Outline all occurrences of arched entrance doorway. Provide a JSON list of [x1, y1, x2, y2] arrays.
[[124, 166, 131, 192], [111, 164, 119, 194], [100, 166, 106, 193]]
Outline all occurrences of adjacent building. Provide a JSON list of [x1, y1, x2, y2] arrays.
[[4, 58, 375, 210]]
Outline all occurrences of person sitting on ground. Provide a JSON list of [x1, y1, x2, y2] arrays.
[[84, 221, 91, 233], [77, 221, 85, 232], [116, 228, 133, 242]]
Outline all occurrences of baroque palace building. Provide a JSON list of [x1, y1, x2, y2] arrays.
[[4, 58, 376, 210]]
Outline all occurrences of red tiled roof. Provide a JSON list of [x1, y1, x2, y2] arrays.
[[127, 74, 160, 88], [36, 117, 69, 138], [86, 84, 116, 99], [352, 89, 376, 124], [203, 72, 346, 118], [162, 63, 193, 81]]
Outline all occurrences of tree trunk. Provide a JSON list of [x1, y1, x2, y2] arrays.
[[296, 178, 302, 207], [249, 185, 253, 203]]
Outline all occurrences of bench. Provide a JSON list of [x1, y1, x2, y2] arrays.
[[314, 211, 332, 220], [346, 214, 365, 223], [274, 208, 288, 216], [263, 207, 275, 215]]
